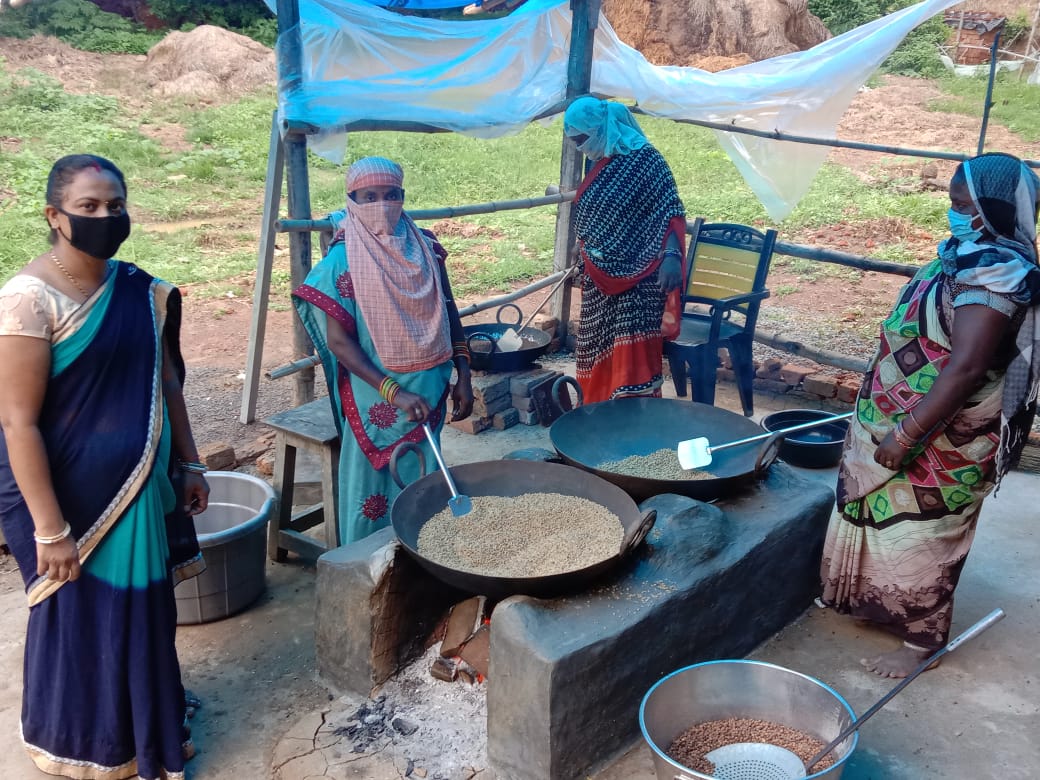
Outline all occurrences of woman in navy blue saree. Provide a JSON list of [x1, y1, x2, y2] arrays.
[[0, 155, 209, 779]]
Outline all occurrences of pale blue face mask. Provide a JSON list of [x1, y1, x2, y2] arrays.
[[948, 208, 983, 243]]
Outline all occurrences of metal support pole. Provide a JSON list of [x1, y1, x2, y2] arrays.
[[551, 0, 600, 334], [276, 0, 315, 407], [977, 31, 1002, 156]]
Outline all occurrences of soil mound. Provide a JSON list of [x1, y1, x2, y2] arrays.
[[145, 25, 275, 97], [603, 0, 830, 67]]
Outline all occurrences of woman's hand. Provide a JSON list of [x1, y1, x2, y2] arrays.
[[874, 431, 909, 471], [451, 372, 474, 422], [182, 471, 210, 516], [394, 390, 431, 423], [658, 254, 683, 293], [36, 536, 80, 582]]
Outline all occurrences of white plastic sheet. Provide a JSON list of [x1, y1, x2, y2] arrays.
[[268, 0, 962, 219]]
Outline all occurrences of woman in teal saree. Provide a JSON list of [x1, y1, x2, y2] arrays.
[[0, 155, 209, 779]]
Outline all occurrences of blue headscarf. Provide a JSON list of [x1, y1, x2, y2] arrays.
[[563, 97, 648, 161]]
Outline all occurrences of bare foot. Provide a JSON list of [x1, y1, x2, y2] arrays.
[[860, 645, 940, 678]]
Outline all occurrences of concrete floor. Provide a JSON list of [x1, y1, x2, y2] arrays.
[[0, 370, 1037, 779]]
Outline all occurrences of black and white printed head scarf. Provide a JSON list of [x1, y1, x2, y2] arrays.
[[940, 153, 1040, 480]]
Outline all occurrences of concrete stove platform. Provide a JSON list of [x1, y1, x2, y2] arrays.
[[488, 465, 833, 780], [314, 462, 833, 780]]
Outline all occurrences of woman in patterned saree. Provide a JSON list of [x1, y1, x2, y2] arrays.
[[0, 155, 209, 778], [563, 97, 687, 403], [820, 152, 1040, 678], [293, 156, 474, 545]]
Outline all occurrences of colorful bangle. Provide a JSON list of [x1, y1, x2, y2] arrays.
[[452, 340, 471, 363], [892, 421, 916, 449], [34, 521, 72, 545], [379, 376, 401, 404], [178, 460, 208, 474]]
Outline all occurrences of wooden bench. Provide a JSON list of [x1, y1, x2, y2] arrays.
[[265, 399, 341, 561]]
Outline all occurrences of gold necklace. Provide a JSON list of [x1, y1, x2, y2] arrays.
[[50, 252, 89, 299]]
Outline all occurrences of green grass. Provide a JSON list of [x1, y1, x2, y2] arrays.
[[1, 53, 1033, 296], [929, 73, 1040, 142]]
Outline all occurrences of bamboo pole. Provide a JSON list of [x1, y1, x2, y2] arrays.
[[276, 0, 315, 407], [551, 0, 600, 334]]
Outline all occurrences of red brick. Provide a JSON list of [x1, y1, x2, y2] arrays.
[[802, 374, 838, 398], [756, 357, 783, 379], [535, 316, 558, 335], [719, 349, 733, 369], [199, 441, 235, 471], [512, 394, 535, 412], [470, 374, 512, 402], [493, 407, 520, 430], [716, 367, 736, 383], [256, 451, 275, 477], [449, 416, 491, 435], [509, 369, 557, 397], [753, 378, 791, 394], [836, 380, 861, 404], [779, 364, 814, 387], [473, 393, 511, 418]]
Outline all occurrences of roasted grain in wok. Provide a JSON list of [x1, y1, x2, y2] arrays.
[[599, 448, 713, 481], [417, 493, 624, 577]]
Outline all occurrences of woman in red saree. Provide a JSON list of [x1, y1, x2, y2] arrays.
[[563, 97, 687, 403]]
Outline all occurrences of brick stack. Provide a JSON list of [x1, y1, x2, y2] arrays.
[[713, 347, 862, 404], [449, 366, 565, 434]]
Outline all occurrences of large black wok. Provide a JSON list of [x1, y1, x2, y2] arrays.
[[549, 379, 778, 502], [463, 303, 551, 372], [388, 450, 655, 600]]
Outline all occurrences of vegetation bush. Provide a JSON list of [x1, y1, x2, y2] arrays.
[[0, 0, 164, 54], [809, 0, 948, 78], [0, 0, 275, 52]]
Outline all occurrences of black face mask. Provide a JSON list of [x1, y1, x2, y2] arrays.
[[56, 207, 131, 260]]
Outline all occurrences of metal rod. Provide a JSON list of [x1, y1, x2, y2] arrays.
[[804, 608, 1006, 773], [631, 109, 1040, 170], [709, 413, 853, 455], [457, 270, 570, 318], [277, 191, 576, 233], [977, 30, 1002, 156], [267, 354, 321, 380]]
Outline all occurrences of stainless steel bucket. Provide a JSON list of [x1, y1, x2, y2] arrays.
[[639, 660, 858, 780]]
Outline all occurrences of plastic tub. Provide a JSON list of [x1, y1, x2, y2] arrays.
[[640, 659, 858, 780], [761, 409, 849, 469], [174, 471, 275, 625]]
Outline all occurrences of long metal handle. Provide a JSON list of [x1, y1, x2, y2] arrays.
[[422, 423, 461, 501], [520, 266, 575, 332], [711, 412, 853, 455], [805, 608, 1005, 773]]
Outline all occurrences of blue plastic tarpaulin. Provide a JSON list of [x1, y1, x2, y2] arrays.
[[267, 0, 962, 219]]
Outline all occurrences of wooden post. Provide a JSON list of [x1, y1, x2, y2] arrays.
[[550, 0, 600, 334], [954, 10, 965, 63], [240, 111, 286, 423], [276, 0, 316, 407]]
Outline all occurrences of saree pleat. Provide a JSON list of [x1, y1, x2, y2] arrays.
[[0, 262, 196, 779]]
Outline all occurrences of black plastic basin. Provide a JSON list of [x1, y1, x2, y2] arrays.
[[760, 409, 849, 469]]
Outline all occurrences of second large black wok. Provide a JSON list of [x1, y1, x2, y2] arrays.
[[388, 454, 654, 601], [549, 388, 777, 502]]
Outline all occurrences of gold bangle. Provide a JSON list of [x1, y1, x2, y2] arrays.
[[892, 421, 915, 449]]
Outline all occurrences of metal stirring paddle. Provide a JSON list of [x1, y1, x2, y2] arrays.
[[422, 423, 472, 517]]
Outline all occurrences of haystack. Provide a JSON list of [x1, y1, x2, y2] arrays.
[[603, 0, 830, 67], [146, 25, 275, 98]]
